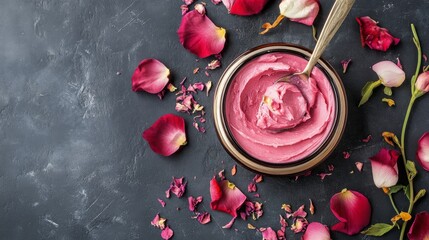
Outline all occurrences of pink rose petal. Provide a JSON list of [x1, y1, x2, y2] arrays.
[[158, 198, 166, 207], [417, 132, 429, 171], [355, 162, 364, 172], [291, 217, 308, 233], [248, 182, 257, 193], [372, 60, 406, 87], [196, 212, 211, 225], [222, 217, 236, 229], [178, 10, 226, 58], [260, 227, 278, 240], [341, 59, 352, 73], [166, 177, 187, 198], [151, 213, 166, 230], [330, 189, 371, 235], [302, 222, 330, 240], [188, 196, 203, 212], [132, 59, 170, 94], [161, 226, 174, 240], [362, 134, 372, 143], [142, 114, 187, 156]]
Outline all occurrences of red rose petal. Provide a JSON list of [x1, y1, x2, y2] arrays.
[[408, 211, 429, 240], [161, 225, 174, 240], [166, 177, 187, 198], [417, 132, 429, 171], [356, 16, 400, 52], [178, 10, 226, 58], [330, 189, 371, 235], [210, 177, 246, 218], [131, 59, 170, 94], [143, 114, 186, 156], [343, 151, 351, 159], [369, 148, 399, 188], [224, 0, 270, 16]]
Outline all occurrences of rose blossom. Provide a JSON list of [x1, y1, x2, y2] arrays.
[[415, 71, 429, 93]]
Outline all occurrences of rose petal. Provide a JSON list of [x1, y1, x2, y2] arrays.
[[193, 82, 205, 91], [362, 135, 372, 143], [158, 198, 166, 207], [356, 16, 400, 51], [188, 196, 203, 211], [166, 177, 187, 199], [292, 205, 307, 218], [211, 0, 222, 5], [417, 132, 429, 171], [253, 174, 263, 183], [222, 217, 236, 229], [302, 222, 330, 240], [343, 151, 351, 159], [178, 10, 226, 58], [369, 148, 399, 188], [261, 227, 278, 240], [280, 0, 319, 25], [291, 217, 308, 233], [248, 182, 257, 192], [194, 3, 206, 15], [330, 189, 371, 235], [196, 212, 211, 224], [226, 0, 270, 16], [416, 72, 429, 93], [341, 59, 352, 74], [181, 4, 189, 15], [210, 177, 247, 217], [372, 61, 406, 87], [355, 162, 364, 172], [408, 211, 429, 240], [143, 114, 187, 156], [206, 59, 221, 70], [183, 0, 194, 5], [161, 226, 174, 240], [151, 213, 166, 230], [132, 59, 170, 94]]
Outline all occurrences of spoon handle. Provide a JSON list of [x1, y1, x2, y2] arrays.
[[303, 0, 355, 75]]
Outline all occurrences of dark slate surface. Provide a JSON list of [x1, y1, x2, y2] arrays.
[[1, 0, 428, 239]]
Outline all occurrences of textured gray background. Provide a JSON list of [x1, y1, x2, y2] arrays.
[[1, 0, 428, 239]]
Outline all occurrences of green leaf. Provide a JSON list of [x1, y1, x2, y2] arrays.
[[414, 189, 426, 204], [361, 223, 395, 236], [359, 80, 382, 107], [389, 185, 405, 194], [384, 86, 392, 96], [406, 160, 418, 180], [405, 185, 411, 200]]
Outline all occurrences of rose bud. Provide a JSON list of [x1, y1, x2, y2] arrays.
[[415, 71, 429, 93], [369, 148, 400, 188], [330, 189, 371, 235]]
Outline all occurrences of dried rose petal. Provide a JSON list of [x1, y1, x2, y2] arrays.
[[183, 0, 194, 5], [247, 223, 256, 229], [330, 189, 371, 235], [206, 59, 221, 70], [396, 57, 403, 69], [355, 162, 364, 172], [194, 3, 206, 15], [248, 182, 256, 192], [210, 177, 246, 218], [408, 211, 429, 240], [341, 59, 352, 73], [166, 177, 187, 198], [205, 81, 213, 96], [178, 10, 226, 58], [317, 172, 332, 180], [261, 0, 319, 34], [212, 0, 222, 5], [253, 174, 263, 183], [291, 217, 308, 233], [292, 205, 307, 218], [188, 196, 203, 211], [193, 82, 205, 91], [261, 227, 278, 240], [309, 199, 315, 215], [281, 204, 292, 213], [161, 225, 174, 240], [369, 148, 399, 188], [195, 212, 211, 224], [362, 135, 372, 143], [328, 164, 335, 172], [356, 16, 400, 51], [343, 151, 350, 159], [158, 198, 166, 207], [151, 213, 166, 230], [181, 4, 189, 15], [223, 0, 270, 16], [218, 169, 225, 180], [132, 59, 170, 94], [143, 114, 187, 156], [417, 132, 429, 171], [302, 222, 330, 240]]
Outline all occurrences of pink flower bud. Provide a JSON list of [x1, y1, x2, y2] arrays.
[[415, 71, 429, 93], [372, 61, 405, 87]]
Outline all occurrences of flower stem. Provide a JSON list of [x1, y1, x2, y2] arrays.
[[388, 193, 400, 215], [398, 24, 421, 240]]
